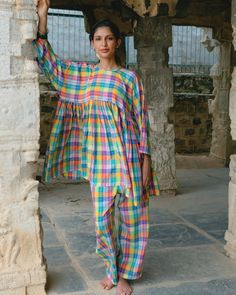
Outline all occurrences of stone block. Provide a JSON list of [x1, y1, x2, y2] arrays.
[[174, 127, 182, 138], [188, 139, 196, 146], [187, 104, 196, 115], [196, 103, 209, 113], [0, 17, 10, 43], [0, 83, 39, 136], [175, 138, 185, 146], [178, 118, 191, 126], [0, 288, 25, 295], [185, 128, 195, 136], [26, 285, 46, 295], [0, 56, 10, 79], [174, 103, 188, 113], [193, 117, 202, 125]]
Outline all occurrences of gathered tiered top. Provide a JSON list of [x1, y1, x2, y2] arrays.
[[34, 38, 159, 205]]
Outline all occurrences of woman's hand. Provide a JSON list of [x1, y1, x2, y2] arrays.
[[142, 154, 152, 188], [37, 0, 50, 19]]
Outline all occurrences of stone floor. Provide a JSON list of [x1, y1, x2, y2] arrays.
[[39, 168, 236, 295]]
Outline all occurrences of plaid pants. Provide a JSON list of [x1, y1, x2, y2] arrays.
[[90, 185, 149, 285]]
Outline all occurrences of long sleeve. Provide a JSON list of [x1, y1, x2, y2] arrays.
[[33, 38, 71, 92], [132, 74, 151, 155]]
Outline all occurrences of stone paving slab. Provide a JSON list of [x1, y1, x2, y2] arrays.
[[78, 254, 106, 281], [137, 246, 236, 286], [134, 278, 236, 295], [42, 222, 62, 248], [149, 224, 212, 248], [53, 215, 94, 233], [149, 210, 183, 225], [181, 211, 228, 232], [64, 231, 96, 256], [206, 230, 226, 243], [44, 246, 71, 266], [46, 265, 88, 294]]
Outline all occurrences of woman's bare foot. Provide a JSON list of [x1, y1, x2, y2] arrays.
[[116, 277, 133, 295], [100, 277, 115, 290]]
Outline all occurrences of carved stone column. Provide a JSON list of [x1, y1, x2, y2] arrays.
[[209, 38, 232, 164], [225, 0, 236, 260], [134, 16, 177, 192], [0, 0, 46, 293]]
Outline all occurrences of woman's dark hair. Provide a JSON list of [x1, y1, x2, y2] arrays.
[[89, 19, 121, 42]]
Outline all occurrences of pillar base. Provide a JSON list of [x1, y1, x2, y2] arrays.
[[0, 267, 46, 294], [225, 231, 236, 260]]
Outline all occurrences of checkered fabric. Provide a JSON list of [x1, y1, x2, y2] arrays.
[[91, 187, 149, 285], [34, 38, 159, 205]]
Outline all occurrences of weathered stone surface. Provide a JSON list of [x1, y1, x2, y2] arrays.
[[230, 68, 236, 140], [225, 0, 236, 261], [225, 154, 236, 259], [0, 0, 46, 293], [134, 16, 176, 192], [123, 0, 179, 17], [209, 40, 232, 163], [39, 75, 58, 155]]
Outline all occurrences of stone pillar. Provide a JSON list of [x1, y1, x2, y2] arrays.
[[0, 0, 46, 293], [225, 0, 236, 260], [209, 40, 232, 164], [134, 16, 177, 192]]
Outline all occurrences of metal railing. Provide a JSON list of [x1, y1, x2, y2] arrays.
[[169, 26, 219, 74], [48, 9, 96, 62], [47, 9, 219, 74]]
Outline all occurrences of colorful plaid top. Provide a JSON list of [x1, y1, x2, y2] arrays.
[[34, 38, 159, 205]]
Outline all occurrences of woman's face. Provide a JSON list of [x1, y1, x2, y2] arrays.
[[92, 26, 121, 61]]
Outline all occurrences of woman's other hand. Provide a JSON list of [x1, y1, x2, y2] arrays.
[[142, 154, 152, 188]]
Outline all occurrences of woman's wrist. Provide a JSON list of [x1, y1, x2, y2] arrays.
[[38, 15, 48, 37], [37, 30, 48, 39]]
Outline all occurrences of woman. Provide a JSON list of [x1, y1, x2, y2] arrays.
[[35, 1, 159, 294]]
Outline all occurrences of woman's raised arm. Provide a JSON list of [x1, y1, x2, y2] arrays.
[[37, 0, 50, 35], [34, 0, 88, 93], [34, 0, 70, 92]]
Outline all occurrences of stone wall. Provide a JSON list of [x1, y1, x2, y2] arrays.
[[39, 75, 58, 155], [169, 74, 214, 153]]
